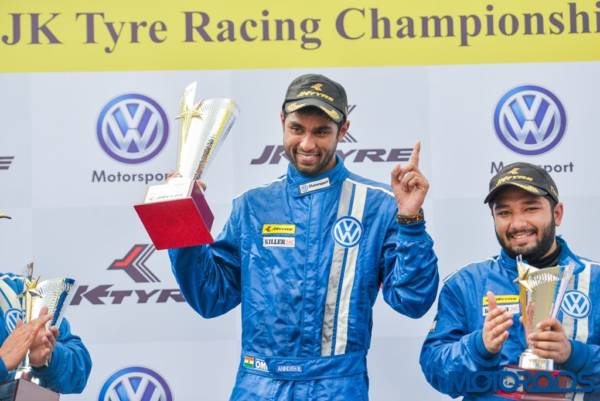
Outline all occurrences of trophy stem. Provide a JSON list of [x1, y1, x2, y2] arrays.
[[519, 348, 554, 370], [14, 351, 32, 380]]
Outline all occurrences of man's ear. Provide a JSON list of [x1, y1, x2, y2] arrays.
[[338, 120, 350, 141], [554, 202, 564, 227]]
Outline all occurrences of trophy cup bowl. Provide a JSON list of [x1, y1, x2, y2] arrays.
[[135, 83, 239, 250]]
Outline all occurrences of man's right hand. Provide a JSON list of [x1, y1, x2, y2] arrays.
[[166, 171, 206, 191], [482, 291, 513, 354], [0, 309, 52, 371]]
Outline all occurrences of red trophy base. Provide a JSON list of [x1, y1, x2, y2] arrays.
[[134, 181, 214, 250], [496, 366, 573, 401], [0, 379, 59, 401]]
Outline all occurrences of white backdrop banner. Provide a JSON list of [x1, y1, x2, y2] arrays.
[[1, 4, 599, 398]]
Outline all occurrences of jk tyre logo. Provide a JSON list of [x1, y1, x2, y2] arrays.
[[97, 94, 169, 164], [98, 366, 173, 401], [108, 244, 159, 283], [333, 216, 363, 247], [0, 156, 14, 170], [250, 105, 413, 165], [494, 85, 566, 155], [561, 290, 591, 319], [70, 243, 184, 306]]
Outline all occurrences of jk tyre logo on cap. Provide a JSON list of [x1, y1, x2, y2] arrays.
[[97, 94, 169, 164], [98, 366, 173, 401], [561, 290, 591, 319], [494, 85, 566, 155], [333, 216, 363, 247]]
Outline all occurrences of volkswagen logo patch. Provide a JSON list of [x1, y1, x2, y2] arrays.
[[561, 290, 591, 319], [332, 216, 363, 248]]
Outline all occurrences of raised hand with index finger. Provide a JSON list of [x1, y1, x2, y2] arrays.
[[391, 141, 430, 217]]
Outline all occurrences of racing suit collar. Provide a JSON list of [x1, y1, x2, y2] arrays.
[[498, 236, 586, 274], [286, 155, 349, 197]]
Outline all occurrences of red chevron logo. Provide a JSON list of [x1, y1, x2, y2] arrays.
[[108, 244, 159, 283]]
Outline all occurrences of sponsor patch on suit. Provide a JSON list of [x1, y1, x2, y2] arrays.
[[263, 237, 295, 248]]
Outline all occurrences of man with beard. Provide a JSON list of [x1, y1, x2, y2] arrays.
[[169, 73, 439, 400], [420, 162, 600, 400]]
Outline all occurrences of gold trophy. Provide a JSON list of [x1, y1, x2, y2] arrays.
[[135, 82, 239, 250], [513, 257, 575, 400]]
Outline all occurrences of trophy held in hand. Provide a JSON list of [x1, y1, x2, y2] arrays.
[[499, 258, 575, 401], [0, 263, 76, 401], [134, 82, 239, 250]]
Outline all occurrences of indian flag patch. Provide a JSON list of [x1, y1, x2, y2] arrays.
[[243, 356, 254, 368]]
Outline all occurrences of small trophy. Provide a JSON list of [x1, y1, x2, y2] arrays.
[[134, 82, 239, 250], [0, 263, 76, 401], [517, 257, 574, 371], [16, 263, 77, 379], [502, 257, 575, 400]]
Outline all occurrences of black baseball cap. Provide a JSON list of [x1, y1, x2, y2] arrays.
[[282, 74, 348, 123], [484, 162, 559, 204]]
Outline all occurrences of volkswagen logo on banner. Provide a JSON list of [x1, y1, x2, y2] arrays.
[[494, 85, 566, 156], [98, 366, 173, 401], [561, 290, 591, 319], [333, 216, 363, 248], [4, 308, 22, 333], [97, 94, 169, 164]]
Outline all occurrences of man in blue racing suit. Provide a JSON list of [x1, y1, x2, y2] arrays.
[[420, 162, 600, 400], [169, 74, 439, 400], [0, 272, 92, 394]]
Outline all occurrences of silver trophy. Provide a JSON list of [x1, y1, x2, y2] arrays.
[[175, 82, 239, 183], [516, 257, 574, 370], [16, 263, 76, 379], [135, 82, 240, 249]]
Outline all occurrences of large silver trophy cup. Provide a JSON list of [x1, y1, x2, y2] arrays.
[[134, 82, 239, 250]]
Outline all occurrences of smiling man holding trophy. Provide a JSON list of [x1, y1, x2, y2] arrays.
[[420, 163, 600, 400], [0, 216, 91, 400], [164, 74, 439, 400]]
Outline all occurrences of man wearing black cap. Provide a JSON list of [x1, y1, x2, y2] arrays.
[[420, 162, 600, 400], [169, 74, 439, 400]]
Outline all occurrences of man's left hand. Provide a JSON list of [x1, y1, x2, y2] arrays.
[[29, 325, 58, 368], [528, 318, 572, 364], [391, 141, 429, 216]]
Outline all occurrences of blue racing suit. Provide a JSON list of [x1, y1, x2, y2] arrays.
[[420, 237, 600, 400], [169, 158, 439, 400], [0, 273, 92, 393]]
